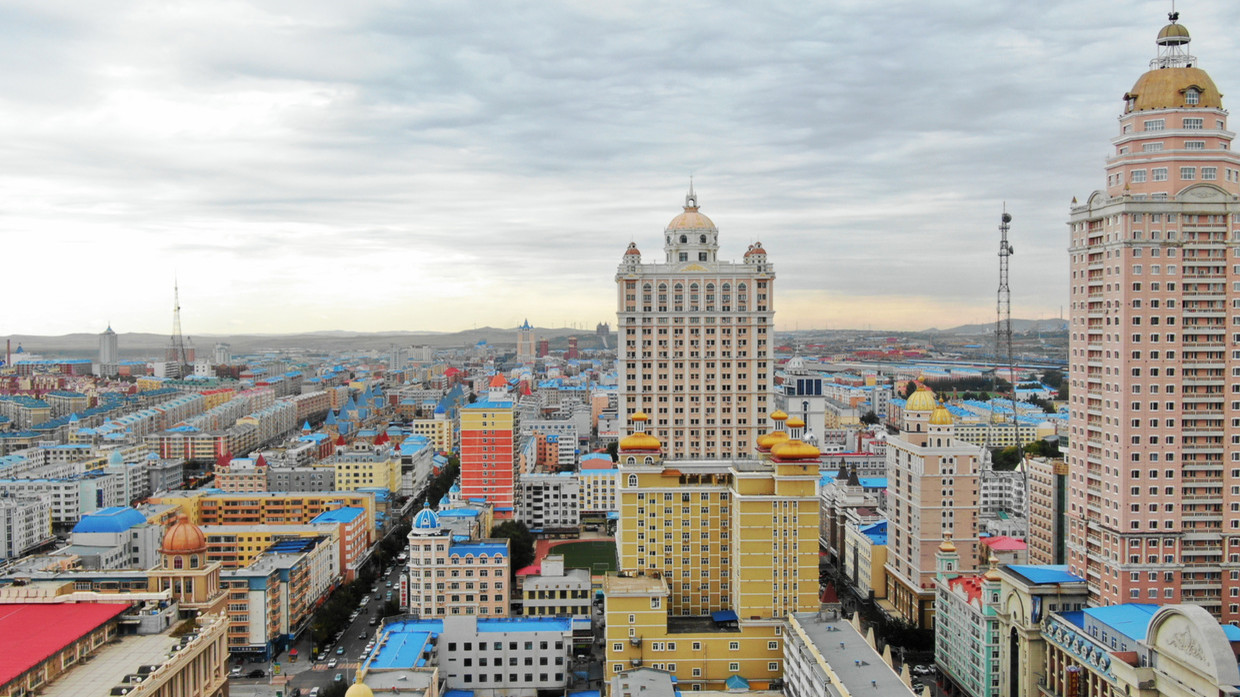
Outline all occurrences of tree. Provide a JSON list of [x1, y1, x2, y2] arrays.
[[605, 441, 619, 462], [902, 382, 917, 399], [490, 520, 536, 574], [860, 411, 879, 426], [990, 446, 1022, 470], [382, 599, 402, 618]]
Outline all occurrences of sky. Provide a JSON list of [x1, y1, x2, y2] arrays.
[[4, 0, 1240, 336]]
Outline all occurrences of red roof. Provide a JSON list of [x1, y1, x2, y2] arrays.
[[948, 575, 984, 604], [981, 536, 1027, 551], [0, 603, 130, 687]]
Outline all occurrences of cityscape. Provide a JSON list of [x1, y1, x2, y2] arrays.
[[3, 5, 1240, 697]]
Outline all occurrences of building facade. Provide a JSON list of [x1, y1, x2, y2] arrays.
[[460, 377, 519, 516], [1066, 12, 1240, 620], [616, 188, 775, 460], [403, 507, 511, 617]]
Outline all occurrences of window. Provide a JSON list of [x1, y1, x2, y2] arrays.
[[729, 663, 740, 672], [729, 642, 740, 651], [1181, 167, 1196, 180], [769, 662, 779, 671], [1185, 140, 1206, 150], [1143, 143, 1164, 152], [1131, 169, 1147, 183], [1186, 89, 1200, 105], [1204, 167, 1218, 180], [1184, 117, 1204, 129], [1152, 168, 1168, 181], [1144, 119, 1165, 132]]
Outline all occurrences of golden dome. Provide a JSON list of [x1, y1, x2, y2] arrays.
[[756, 430, 790, 451], [619, 432, 662, 452], [161, 513, 207, 554], [1157, 21, 1191, 45], [785, 416, 805, 430], [631, 412, 649, 423], [929, 404, 954, 426], [769, 410, 789, 422], [905, 385, 937, 412], [938, 535, 956, 553], [770, 439, 820, 460], [1126, 67, 1222, 112], [667, 206, 717, 231], [345, 681, 375, 697], [983, 555, 1002, 582]]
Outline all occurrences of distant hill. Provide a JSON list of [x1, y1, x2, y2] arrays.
[[0, 326, 603, 360], [924, 319, 1068, 336]]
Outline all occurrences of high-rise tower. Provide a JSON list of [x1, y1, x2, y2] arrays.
[[98, 325, 118, 376], [516, 319, 535, 363], [616, 187, 774, 459], [1067, 11, 1240, 621]]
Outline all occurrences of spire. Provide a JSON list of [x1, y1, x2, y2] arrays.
[[685, 176, 698, 209]]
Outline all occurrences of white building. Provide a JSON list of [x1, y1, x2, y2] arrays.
[[521, 555, 591, 618], [516, 473, 580, 530], [440, 615, 574, 695], [0, 495, 52, 560]]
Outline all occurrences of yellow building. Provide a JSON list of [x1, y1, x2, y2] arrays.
[[409, 416, 453, 452], [200, 523, 341, 569], [316, 454, 402, 492], [604, 414, 820, 689], [148, 490, 376, 534], [842, 520, 888, 601]]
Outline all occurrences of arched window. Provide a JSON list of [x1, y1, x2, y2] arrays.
[[673, 283, 684, 310], [642, 283, 652, 306], [679, 235, 688, 244], [644, 457, 654, 465], [173, 557, 183, 570], [689, 283, 700, 310], [190, 555, 199, 569], [705, 283, 716, 310], [699, 234, 707, 244], [737, 283, 748, 309], [628, 474, 638, 487], [627, 456, 636, 465]]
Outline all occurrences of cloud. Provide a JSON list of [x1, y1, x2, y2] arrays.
[[1, 0, 1237, 335]]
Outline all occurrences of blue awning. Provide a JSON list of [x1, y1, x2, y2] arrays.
[[725, 675, 749, 691], [711, 610, 739, 622]]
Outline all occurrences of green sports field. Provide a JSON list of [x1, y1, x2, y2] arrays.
[[552, 540, 617, 574]]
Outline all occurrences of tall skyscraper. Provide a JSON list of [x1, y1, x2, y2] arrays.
[[1067, 11, 1240, 620], [98, 325, 118, 376], [616, 187, 774, 459], [516, 319, 535, 363], [459, 375, 519, 518]]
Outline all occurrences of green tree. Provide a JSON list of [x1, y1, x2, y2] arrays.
[[990, 446, 1023, 470], [860, 411, 879, 426], [605, 441, 619, 462], [382, 599, 402, 618], [902, 382, 917, 399], [490, 520, 536, 574]]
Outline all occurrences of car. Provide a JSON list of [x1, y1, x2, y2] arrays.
[[247, 669, 265, 679], [369, 617, 379, 626], [335, 673, 344, 682], [359, 632, 368, 640], [385, 581, 392, 588], [328, 659, 338, 669], [291, 689, 302, 697], [309, 689, 321, 697], [229, 666, 242, 678], [336, 646, 346, 655]]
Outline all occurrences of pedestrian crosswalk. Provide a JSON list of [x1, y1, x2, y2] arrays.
[[311, 662, 360, 671]]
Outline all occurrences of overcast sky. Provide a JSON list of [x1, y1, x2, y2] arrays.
[[4, 0, 1239, 336]]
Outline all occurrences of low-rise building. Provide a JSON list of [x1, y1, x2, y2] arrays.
[[934, 539, 1001, 697], [521, 555, 591, 618], [402, 507, 510, 617], [516, 472, 580, 531], [0, 494, 53, 561], [783, 610, 916, 697], [841, 520, 887, 602]]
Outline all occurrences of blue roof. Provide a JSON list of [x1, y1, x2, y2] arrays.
[[711, 610, 739, 622], [476, 617, 571, 632], [1006, 565, 1085, 585], [858, 477, 887, 489], [725, 675, 749, 690], [413, 507, 441, 530], [1224, 625, 1240, 642], [1082, 604, 1160, 643], [467, 399, 514, 409], [370, 620, 443, 669], [73, 507, 146, 533], [449, 542, 508, 557], [445, 692, 474, 697], [309, 507, 365, 524], [859, 520, 888, 546]]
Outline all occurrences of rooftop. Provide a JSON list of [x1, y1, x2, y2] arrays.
[[1081, 603, 1160, 643], [1004, 564, 1085, 586], [309, 506, 366, 524], [0, 603, 131, 689], [789, 612, 914, 696]]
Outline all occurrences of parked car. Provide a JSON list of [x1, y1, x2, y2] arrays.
[[246, 669, 265, 679], [369, 617, 379, 626], [334, 673, 344, 682], [309, 689, 321, 697], [328, 659, 338, 669], [229, 666, 242, 678], [336, 646, 346, 655]]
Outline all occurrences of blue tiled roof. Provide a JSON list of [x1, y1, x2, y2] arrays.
[[309, 507, 365, 524], [73, 507, 146, 533], [1006, 565, 1084, 585], [448, 542, 508, 557], [1082, 604, 1159, 643], [476, 617, 571, 632]]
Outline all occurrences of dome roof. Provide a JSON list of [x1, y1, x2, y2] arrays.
[[161, 513, 207, 554], [769, 410, 789, 422], [938, 535, 956, 553], [929, 404, 954, 426], [785, 416, 805, 429], [667, 192, 717, 231], [756, 430, 790, 451], [412, 507, 441, 530], [73, 507, 145, 534], [630, 412, 649, 423], [1126, 66, 1222, 112], [345, 681, 375, 697], [744, 243, 767, 257], [489, 374, 508, 388], [624, 242, 641, 256], [770, 439, 821, 461], [619, 432, 662, 452], [905, 385, 937, 412], [1157, 21, 1191, 45]]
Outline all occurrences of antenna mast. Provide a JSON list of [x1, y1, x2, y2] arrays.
[[171, 280, 191, 376], [992, 208, 1017, 452]]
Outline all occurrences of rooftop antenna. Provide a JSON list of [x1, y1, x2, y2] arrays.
[[989, 207, 1017, 454], [171, 279, 191, 376]]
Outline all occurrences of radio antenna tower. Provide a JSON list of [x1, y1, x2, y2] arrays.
[[171, 279, 191, 375], [990, 208, 1017, 453]]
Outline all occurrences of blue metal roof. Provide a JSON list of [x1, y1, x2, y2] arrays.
[[370, 628, 438, 669], [1082, 604, 1160, 643], [476, 617, 571, 632], [72, 507, 146, 533], [449, 542, 508, 557], [1006, 565, 1084, 585], [711, 610, 739, 622], [309, 507, 365, 524]]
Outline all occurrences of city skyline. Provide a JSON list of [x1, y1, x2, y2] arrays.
[[6, 1, 1240, 335]]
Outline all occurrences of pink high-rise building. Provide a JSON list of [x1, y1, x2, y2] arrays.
[[1067, 11, 1240, 621]]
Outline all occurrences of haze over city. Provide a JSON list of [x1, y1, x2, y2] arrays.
[[6, 0, 1239, 336]]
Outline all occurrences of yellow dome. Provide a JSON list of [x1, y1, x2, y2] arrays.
[[1157, 21, 1191, 45], [756, 430, 789, 451], [929, 404, 953, 426], [619, 432, 662, 452], [631, 412, 649, 423], [938, 535, 956, 553], [345, 681, 375, 697], [769, 410, 788, 422], [770, 439, 820, 460], [161, 513, 207, 554], [785, 416, 805, 429], [905, 385, 937, 412], [667, 206, 717, 231], [1126, 67, 1222, 112]]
